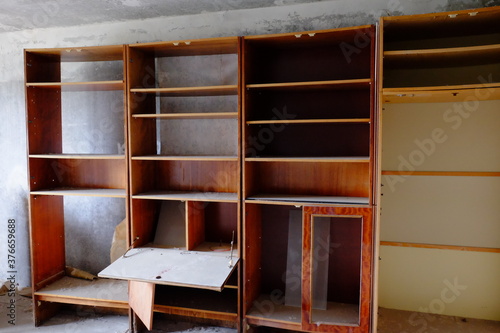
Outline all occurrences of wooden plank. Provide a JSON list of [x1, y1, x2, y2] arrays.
[[99, 247, 240, 291], [129, 280, 155, 330], [246, 78, 371, 90], [133, 112, 238, 119], [133, 191, 238, 203], [384, 43, 500, 58], [26, 80, 124, 91], [380, 241, 500, 253], [382, 171, 500, 177], [132, 155, 238, 161], [247, 118, 370, 125], [130, 85, 238, 96], [382, 84, 500, 103], [30, 195, 65, 289], [247, 194, 369, 205], [31, 188, 126, 198], [245, 157, 370, 163]]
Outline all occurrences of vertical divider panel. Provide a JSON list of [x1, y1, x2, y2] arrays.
[[187, 201, 205, 250]]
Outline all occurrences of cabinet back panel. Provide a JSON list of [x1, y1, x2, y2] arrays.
[[130, 117, 157, 156], [25, 52, 61, 82], [204, 202, 238, 245], [384, 63, 500, 88], [26, 87, 62, 154], [158, 160, 239, 193], [247, 162, 370, 197], [29, 158, 126, 190], [246, 44, 371, 83], [131, 199, 161, 247], [246, 89, 370, 121], [246, 123, 370, 158]]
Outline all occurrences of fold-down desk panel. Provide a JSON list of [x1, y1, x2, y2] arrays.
[[98, 247, 239, 291]]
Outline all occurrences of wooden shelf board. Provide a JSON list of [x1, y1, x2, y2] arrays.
[[382, 84, 500, 103], [133, 112, 238, 119], [132, 155, 238, 161], [29, 154, 125, 160], [380, 241, 500, 254], [26, 80, 124, 91], [153, 304, 238, 320], [130, 85, 238, 96], [245, 156, 370, 163], [31, 188, 126, 198], [382, 171, 500, 177], [26, 45, 124, 62], [130, 37, 239, 56], [246, 194, 369, 205], [133, 191, 238, 202], [385, 43, 500, 58], [311, 302, 360, 326], [35, 276, 128, 304], [246, 79, 371, 90], [247, 118, 370, 125]]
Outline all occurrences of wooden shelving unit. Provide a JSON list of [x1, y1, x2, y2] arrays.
[[123, 37, 242, 330], [242, 26, 377, 333], [379, 6, 500, 322], [25, 45, 129, 325]]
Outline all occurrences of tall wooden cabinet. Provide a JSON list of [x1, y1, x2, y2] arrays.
[[123, 37, 242, 330], [379, 6, 500, 321], [242, 26, 377, 332], [25, 46, 129, 325]]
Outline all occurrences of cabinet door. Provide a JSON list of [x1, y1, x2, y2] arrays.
[[302, 206, 373, 332]]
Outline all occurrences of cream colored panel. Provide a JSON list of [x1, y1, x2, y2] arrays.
[[382, 100, 500, 172], [380, 175, 500, 248], [378, 245, 500, 321]]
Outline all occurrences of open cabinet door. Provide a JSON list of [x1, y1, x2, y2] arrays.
[[129, 280, 155, 330]]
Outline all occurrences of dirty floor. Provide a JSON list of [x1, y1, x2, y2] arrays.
[[1, 293, 499, 332]]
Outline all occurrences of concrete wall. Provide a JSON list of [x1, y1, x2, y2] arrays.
[[0, 0, 497, 320]]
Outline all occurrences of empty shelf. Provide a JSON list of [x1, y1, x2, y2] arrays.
[[133, 191, 238, 202], [246, 194, 369, 205], [31, 188, 126, 198]]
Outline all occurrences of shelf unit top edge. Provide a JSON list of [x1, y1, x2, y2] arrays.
[[244, 25, 374, 40], [25, 45, 125, 61], [380, 6, 500, 24]]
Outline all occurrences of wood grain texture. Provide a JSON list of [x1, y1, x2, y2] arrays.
[[187, 201, 205, 250], [130, 198, 161, 247], [29, 157, 126, 190], [243, 203, 262, 314], [129, 280, 155, 330], [30, 195, 65, 290], [246, 161, 370, 198]]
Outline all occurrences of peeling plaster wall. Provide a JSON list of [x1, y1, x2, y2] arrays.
[[0, 0, 498, 320]]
